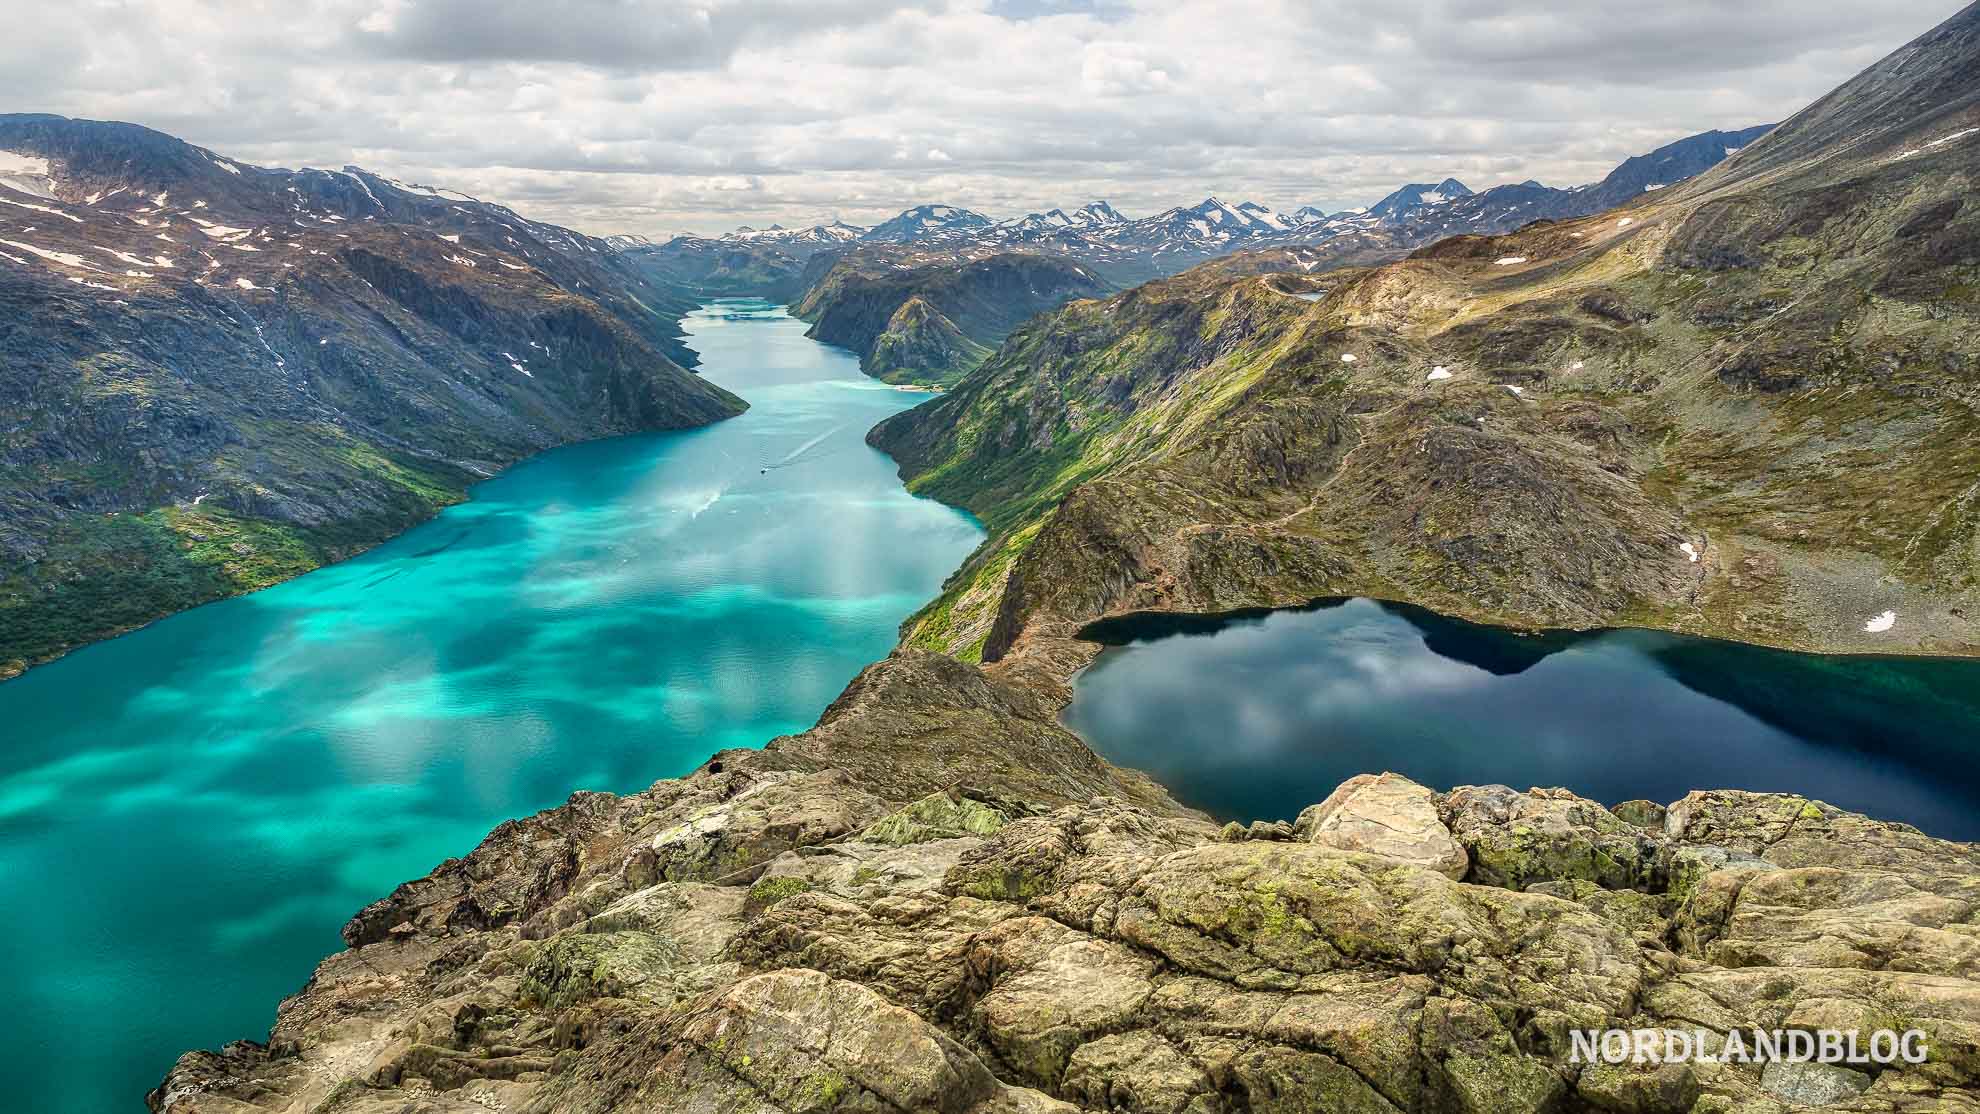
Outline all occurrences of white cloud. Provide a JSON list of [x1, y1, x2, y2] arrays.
[[2, 0, 1959, 235]]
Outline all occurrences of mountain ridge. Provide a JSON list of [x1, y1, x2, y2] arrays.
[[867, 10, 1977, 667], [791, 250, 1109, 385], [640, 125, 1775, 295], [0, 113, 746, 676]]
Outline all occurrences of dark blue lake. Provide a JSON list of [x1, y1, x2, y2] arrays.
[[1065, 598, 1980, 839]]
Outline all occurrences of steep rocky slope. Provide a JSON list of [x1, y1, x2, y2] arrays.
[[0, 115, 745, 676], [793, 252, 1110, 385], [870, 6, 1980, 664]]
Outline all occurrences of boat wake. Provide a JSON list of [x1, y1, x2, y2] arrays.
[[761, 424, 845, 472]]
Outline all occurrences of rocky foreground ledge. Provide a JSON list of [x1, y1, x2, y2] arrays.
[[155, 707, 1980, 1114]]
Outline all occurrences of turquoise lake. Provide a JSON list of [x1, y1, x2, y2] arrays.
[[1067, 598, 1980, 840], [0, 299, 982, 1114]]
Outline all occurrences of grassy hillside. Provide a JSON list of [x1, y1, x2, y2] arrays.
[[871, 18, 1980, 662]]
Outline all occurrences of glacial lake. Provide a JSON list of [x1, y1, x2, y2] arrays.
[[0, 299, 981, 1114], [1066, 597, 1980, 840]]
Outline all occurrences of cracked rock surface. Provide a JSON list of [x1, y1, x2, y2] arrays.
[[152, 761, 1980, 1114]]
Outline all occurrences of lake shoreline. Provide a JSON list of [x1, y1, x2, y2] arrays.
[[1063, 596, 1980, 841], [1074, 593, 1980, 663], [2, 299, 981, 1114], [0, 402, 751, 686]]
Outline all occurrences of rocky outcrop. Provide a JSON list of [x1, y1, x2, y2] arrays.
[[151, 767, 1980, 1114], [870, 296, 993, 385], [1296, 772, 1469, 879], [794, 250, 1108, 385]]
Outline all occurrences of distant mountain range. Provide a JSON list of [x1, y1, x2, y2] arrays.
[[640, 124, 1775, 289], [1367, 177, 1474, 221]]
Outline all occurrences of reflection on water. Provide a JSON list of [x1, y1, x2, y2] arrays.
[[0, 299, 982, 1113], [1068, 598, 1980, 839]]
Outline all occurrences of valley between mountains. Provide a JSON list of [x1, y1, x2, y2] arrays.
[[0, 92, 1795, 678], [6, 3, 1980, 1113]]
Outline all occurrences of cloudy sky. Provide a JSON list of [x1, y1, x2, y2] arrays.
[[6, 0, 1963, 236]]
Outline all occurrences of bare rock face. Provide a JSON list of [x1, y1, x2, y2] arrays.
[[1294, 772, 1469, 879], [152, 761, 1980, 1114], [633, 969, 1067, 1114]]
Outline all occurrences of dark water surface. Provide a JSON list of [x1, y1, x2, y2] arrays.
[[0, 299, 981, 1113], [1066, 598, 1980, 839]]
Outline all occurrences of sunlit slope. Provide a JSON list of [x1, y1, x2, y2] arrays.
[[871, 2, 1980, 661]]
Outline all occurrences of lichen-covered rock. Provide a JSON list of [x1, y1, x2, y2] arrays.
[[865, 791, 1013, 846], [943, 797, 1219, 929], [1573, 1062, 1700, 1114], [1665, 790, 1980, 878], [1227, 1046, 1400, 1113], [734, 886, 1020, 1019], [1611, 800, 1668, 830], [1111, 840, 1642, 1019], [517, 931, 685, 1010], [1294, 773, 1468, 879], [1060, 1031, 1214, 1113], [1760, 1061, 1872, 1107], [1439, 784, 1664, 892], [967, 917, 1158, 1087], [532, 968, 1071, 1113], [638, 768, 889, 885], [1684, 866, 1980, 976], [155, 770, 1980, 1114]]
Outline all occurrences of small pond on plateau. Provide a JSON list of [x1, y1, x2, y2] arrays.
[[1065, 597, 1980, 839]]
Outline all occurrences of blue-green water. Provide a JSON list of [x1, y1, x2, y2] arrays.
[[0, 299, 981, 1113], [1068, 598, 1980, 839]]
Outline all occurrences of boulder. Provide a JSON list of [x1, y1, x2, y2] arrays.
[[1061, 1031, 1214, 1114], [1438, 784, 1663, 891], [1295, 773, 1468, 879], [1759, 1061, 1871, 1107]]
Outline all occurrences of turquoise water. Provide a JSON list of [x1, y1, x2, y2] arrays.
[[0, 299, 981, 1113], [1068, 598, 1980, 839]]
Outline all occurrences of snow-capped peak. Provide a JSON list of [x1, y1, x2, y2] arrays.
[[720, 221, 868, 245], [1368, 178, 1475, 222], [1072, 200, 1126, 225], [861, 203, 993, 242]]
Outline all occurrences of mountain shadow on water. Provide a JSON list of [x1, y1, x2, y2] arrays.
[[1076, 597, 1354, 645], [1079, 597, 1581, 677], [1640, 635, 1980, 778]]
